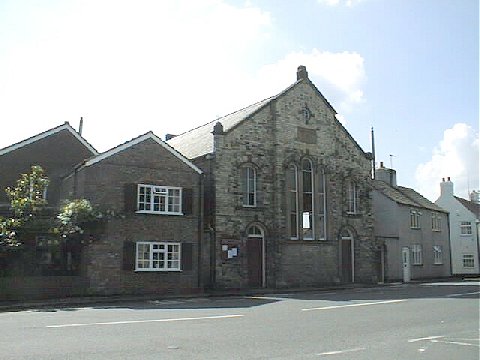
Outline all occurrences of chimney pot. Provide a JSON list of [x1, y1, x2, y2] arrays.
[[447, 176, 451, 181]]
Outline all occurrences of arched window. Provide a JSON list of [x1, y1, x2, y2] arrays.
[[242, 166, 256, 207], [346, 180, 359, 214], [248, 225, 263, 237], [287, 164, 298, 239], [302, 159, 314, 239], [318, 168, 326, 240]]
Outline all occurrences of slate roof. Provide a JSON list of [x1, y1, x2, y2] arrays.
[[455, 196, 480, 218], [0, 122, 98, 156], [373, 180, 447, 213], [166, 96, 274, 159]]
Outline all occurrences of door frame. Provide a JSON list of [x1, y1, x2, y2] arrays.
[[340, 228, 355, 283], [402, 246, 411, 283], [247, 225, 266, 288]]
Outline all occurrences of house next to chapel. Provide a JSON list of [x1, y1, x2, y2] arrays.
[[436, 178, 480, 275], [168, 66, 380, 289], [0, 125, 204, 299], [372, 163, 451, 282]]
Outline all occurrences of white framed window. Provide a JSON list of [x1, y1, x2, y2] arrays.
[[136, 242, 181, 271], [410, 210, 421, 229], [412, 244, 423, 265], [347, 180, 359, 214], [462, 254, 475, 268], [433, 245, 443, 264], [242, 166, 256, 207], [460, 221, 472, 235], [137, 184, 182, 215], [302, 159, 314, 240], [287, 164, 299, 239], [431, 213, 441, 231]]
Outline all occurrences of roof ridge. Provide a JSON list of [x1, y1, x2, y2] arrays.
[[0, 121, 98, 156], [171, 95, 277, 139]]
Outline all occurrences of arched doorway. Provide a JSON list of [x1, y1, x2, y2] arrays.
[[246, 225, 265, 288], [340, 228, 355, 283]]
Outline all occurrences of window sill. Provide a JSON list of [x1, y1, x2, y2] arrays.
[[135, 210, 184, 216], [135, 269, 182, 272]]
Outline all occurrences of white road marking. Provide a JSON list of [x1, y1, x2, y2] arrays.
[[47, 314, 244, 328], [302, 299, 405, 311], [408, 336, 444, 343], [317, 347, 366, 356], [446, 291, 480, 297], [431, 339, 480, 347]]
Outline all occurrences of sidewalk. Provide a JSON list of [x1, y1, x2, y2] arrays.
[[1, 277, 477, 313]]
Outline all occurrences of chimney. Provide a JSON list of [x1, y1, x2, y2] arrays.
[[212, 122, 224, 153], [78, 117, 84, 135], [440, 177, 454, 197], [297, 65, 308, 81], [375, 163, 397, 187]]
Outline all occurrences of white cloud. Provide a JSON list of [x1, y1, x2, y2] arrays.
[[242, 50, 366, 115], [0, 1, 366, 153], [415, 123, 479, 201]]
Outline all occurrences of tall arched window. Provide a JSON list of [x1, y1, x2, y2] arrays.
[[287, 164, 298, 239], [302, 159, 314, 239], [318, 168, 326, 240], [346, 180, 359, 214], [242, 166, 256, 207]]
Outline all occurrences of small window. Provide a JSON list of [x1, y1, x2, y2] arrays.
[[433, 245, 443, 264], [412, 244, 423, 265], [248, 225, 263, 237], [410, 210, 421, 229], [460, 221, 472, 235], [137, 184, 182, 215], [242, 166, 256, 207], [431, 213, 441, 231], [463, 254, 475, 268], [136, 242, 181, 271]]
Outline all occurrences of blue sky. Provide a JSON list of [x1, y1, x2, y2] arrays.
[[0, 0, 478, 201]]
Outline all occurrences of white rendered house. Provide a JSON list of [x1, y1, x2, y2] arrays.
[[435, 178, 480, 275]]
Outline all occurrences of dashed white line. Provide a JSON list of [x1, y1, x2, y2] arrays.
[[446, 291, 480, 298], [47, 314, 244, 328], [408, 335, 444, 343], [302, 299, 405, 311], [317, 347, 366, 356]]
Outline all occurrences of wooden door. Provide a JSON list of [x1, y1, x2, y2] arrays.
[[247, 237, 263, 287], [341, 239, 353, 283]]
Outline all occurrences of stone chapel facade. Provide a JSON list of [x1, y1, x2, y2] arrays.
[[168, 66, 380, 289]]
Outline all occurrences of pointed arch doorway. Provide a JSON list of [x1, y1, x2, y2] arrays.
[[247, 225, 265, 288], [340, 228, 355, 283]]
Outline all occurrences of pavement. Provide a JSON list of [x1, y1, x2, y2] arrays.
[[1, 276, 477, 313]]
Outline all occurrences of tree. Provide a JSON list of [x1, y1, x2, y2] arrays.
[[0, 165, 49, 250]]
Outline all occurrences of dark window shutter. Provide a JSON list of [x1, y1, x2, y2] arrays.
[[122, 241, 136, 270], [124, 183, 138, 213], [182, 188, 193, 215], [181, 243, 193, 271]]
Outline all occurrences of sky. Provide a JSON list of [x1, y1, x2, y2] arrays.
[[0, 0, 478, 201]]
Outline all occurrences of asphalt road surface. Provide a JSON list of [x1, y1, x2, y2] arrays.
[[1, 281, 478, 359]]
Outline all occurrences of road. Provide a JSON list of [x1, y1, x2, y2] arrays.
[[0, 281, 478, 359]]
